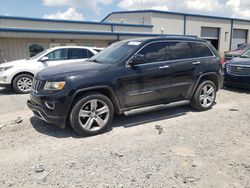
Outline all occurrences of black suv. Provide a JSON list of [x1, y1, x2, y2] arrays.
[[27, 36, 223, 135]]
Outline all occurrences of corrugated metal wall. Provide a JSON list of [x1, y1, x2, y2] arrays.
[[0, 38, 111, 63]]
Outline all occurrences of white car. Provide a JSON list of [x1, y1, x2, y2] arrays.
[[0, 46, 102, 94]]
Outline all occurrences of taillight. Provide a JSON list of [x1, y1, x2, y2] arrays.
[[220, 57, 225, 65]]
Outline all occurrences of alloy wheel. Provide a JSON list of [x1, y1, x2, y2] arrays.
[[199, 84, 215, 108], [78, 99, 110, 131], [17, 77, 33, 92]]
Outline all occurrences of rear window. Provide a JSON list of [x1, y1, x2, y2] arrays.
[[190, 42, 214, 58]]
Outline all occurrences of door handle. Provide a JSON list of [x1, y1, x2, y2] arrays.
[[193, 61, 201, 65], [159, 65, 170, 69]]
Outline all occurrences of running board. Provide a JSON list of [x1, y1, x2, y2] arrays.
[[124, 100, 190, 116]]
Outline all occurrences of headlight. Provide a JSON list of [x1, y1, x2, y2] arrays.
[[0, 66, 13, 72], [44, 81, 65, 90]]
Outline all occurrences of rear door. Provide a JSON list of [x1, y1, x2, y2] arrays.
[[121, 41, 173, 107], [167, 41, 215, 100]]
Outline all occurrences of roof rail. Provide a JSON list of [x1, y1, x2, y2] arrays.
[[159, 34, 197, 38]]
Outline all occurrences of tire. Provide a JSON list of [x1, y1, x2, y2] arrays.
[[13, 74, 33, 94], [190, 80, 216, 111], [70, 93, 114, 136]]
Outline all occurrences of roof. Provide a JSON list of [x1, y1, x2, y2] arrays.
[[101, 9, 250, 23], [0, 15, 153, 28]]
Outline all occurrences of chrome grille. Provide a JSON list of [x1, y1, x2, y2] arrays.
[[227, 65, 250, 76], [32, 79, 44, 93]]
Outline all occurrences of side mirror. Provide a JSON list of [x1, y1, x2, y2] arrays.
[[129, 54, 145, 66], [40, 56, 49, 62]]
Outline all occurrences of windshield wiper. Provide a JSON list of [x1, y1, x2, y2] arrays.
[[240, 55, 250, 58]]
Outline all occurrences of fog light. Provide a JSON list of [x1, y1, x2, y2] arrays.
[[0, 76, 6, 83], [45, 102, 55, 110]]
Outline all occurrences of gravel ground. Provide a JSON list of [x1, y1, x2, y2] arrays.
[[0, 86, 250, 188]]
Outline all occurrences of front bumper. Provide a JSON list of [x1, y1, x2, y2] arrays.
[[26, 90, 72, 129], [224, 74, 250, 88]]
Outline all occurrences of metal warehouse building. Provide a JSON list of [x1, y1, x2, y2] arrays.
[[1, 9, 250, 63]]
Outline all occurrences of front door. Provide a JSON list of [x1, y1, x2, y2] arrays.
[[120, 41, 173, 108]]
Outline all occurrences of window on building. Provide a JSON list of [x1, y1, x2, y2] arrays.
[[68, 48, 88, 59], [190, 42, 214, 58], [29, 44, 45, 57], [46, 49, 68, 60], [138, 42, 166, 63]]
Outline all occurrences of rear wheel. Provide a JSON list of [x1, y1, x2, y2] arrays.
[[13, 74, 33, 94], [191, 80, 216, 111], [70, 93, 114, 135]]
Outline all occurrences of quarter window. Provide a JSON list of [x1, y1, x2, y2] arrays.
[[137, 42, 166, 63], [190, 42, 214, 57], [46, 49, 68, 60]]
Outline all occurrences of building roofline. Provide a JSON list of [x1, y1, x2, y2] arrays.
[[101, 9, 250, 23], [0, 15, 153, 28], [0, 27, 161, 37], [0, 27, 198, 38]]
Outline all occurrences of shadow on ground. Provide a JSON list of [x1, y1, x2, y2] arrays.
[[0, 87, 17, 95], [30, 104, 192, 138], [223, 86, 250, 94]]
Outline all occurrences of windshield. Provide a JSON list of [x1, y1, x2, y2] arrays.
[[29, 49, 49, 60], [89, 40, 141, 64], [240, 49, 250, 58], [237, 44, 250, 51]]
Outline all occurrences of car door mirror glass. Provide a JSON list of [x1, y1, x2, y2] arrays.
[[40, 56, 49, 62], [129, 54, 145, 66]]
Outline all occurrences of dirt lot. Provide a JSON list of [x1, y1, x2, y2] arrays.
[[0, 86, 250, 188]]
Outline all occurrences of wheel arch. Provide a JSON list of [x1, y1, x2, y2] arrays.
[[11, 71, 34, 86], [69, 86, 121, 115], [191, 72, 220, 98]]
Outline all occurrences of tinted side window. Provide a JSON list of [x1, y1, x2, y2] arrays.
[[137, 42, 166, 63], [165, 42, 193, 61], [190, 42, 214, 57], [68, 48, 88, 59], [87, 50, 94, 58], [46, 49, 68, 60]]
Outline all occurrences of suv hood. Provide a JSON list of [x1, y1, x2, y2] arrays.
[[225, 50, 244, 56], [227, 57, 250, 66], [36, 61, 111, 81]]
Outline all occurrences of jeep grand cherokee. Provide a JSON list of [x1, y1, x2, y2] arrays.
[[27, 36, 223, 135]]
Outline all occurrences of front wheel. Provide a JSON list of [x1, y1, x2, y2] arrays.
[[13, 74, 33, 94], [191, 80, 216, 111], [70, 93, 114, 135]]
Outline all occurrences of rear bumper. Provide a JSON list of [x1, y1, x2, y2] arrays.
[[27, 100, 66, 129]]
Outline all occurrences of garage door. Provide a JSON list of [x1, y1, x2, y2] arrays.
[[201, 27, 219, 39], [232, 29, 247, 50]]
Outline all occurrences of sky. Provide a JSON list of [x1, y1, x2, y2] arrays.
[[0, 0, 250, 22]]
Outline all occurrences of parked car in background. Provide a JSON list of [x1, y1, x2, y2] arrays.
[[224, 49, 250, 88], [27, 36, 223, 136], [0, 46, 101, 94], [224, 43, 250, 62]]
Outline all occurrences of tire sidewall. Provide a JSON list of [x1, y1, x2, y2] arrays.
[[192, 80, 216, 111], [70, 93, 114, 135], [13, 74, 33, 94]]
